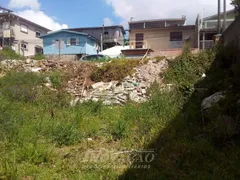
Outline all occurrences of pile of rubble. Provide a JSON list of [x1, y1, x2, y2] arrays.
[[0, 58, 170, 105], [71, 59, 169, 106], [0, 59, 70, 72]]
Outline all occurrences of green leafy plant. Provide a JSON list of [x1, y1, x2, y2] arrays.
[[90, 59, 139, 82], [0, 47, 25, 60]]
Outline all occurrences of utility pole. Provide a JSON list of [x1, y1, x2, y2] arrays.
[[223, 0, 227, 31], [100, 33, 103, 52], [218, 0, 221, 34], [58, 40, 61, 61]]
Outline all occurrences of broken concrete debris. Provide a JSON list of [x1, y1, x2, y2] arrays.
[[70, 59, 169, 105], [0, 59, 169, 105]]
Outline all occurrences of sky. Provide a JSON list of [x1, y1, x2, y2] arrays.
[[0, 0, 234, 31]]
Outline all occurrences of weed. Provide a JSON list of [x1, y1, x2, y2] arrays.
[[0, 72, 44, 103], [51, 123, 82, 146], [0, 47, 25, 60], [90, 59, 139, 82], [32, 54, 45, 60]]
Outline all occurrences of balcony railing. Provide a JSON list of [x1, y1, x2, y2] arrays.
[[0, 27, 15, 37], [129, 41, 149, 49]]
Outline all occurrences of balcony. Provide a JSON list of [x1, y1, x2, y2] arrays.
[[0, 27, 15, 38], [129, 41, 149, 49]]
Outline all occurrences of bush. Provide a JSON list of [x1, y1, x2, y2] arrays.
[[0, 72, 44, 102], [164, 49, 215, 96], [51, 123, 82, 146], [48, 71, 63, 89], [90, 59, 139, 82], [0, 47, 25, 60], [32, 54, 45, 60]]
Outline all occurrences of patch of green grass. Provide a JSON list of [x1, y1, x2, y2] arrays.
[[32, 54, 45, 60], [0, 72, 45, 103], [90, 59, 140, 82], [1, 45, 240, 179], [0, 47, 25, 60]]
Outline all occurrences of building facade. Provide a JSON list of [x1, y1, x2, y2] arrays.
[[0, 8, 50, 56], [198, 9, 236, 49], [68, 26, 125, 49], [40, 30, 100, 59], [128, 18, 196, 51]]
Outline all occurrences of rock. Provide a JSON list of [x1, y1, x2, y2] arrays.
[[201, 92, 225, 110], [202, 73, 206, 78], [26, 59, 31, 64], [87, 138, 93, 141], [30, 67, 42, 72], [70, 97, 80, 107], [92, 82, 104, 89]]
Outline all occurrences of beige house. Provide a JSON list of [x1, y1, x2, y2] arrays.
[[0, 7, 50, 56], [129, 18, 197, 51]]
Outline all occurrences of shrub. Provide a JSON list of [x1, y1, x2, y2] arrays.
[[0, 72, 44, 102], [32, 54, 45, 60], [48, 71, 63, 89], [90, 59, 139, 82], [164, 49, 215, 96], [154, 56, 166, 62], [51, 123, 82, 146], [0, 47, 25, 60]]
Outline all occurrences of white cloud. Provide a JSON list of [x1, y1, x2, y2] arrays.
[[104, 18, 114, 26], [9, 0, 40, 10], [8, 0, 68, 31], [105, 0, 234, 25], [17, 10, 68, 30]]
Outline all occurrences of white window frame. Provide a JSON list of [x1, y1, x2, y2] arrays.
[[20, 24, 28, 34], [21, 43, 28, 51], [67, 38, 79, 46]]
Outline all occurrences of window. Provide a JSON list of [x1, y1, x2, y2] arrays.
[[36, 31, 41, 37], [70, 38, 77, 45], [170, 32, 183, 41], [67, 38, 79, 46], [20, 24, 28, 33], [21, 43, 28, 51], [104, 31, 109, 35]]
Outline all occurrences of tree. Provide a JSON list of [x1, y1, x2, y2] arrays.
[[231, 0, 240, 15]]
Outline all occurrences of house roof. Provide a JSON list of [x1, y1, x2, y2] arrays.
[[0, 6, 13, 13], [39, 29, 99, 42], [203, 9, 236, 20], [0, 12, 51, 32], [68, 25, 124, 31], [129, 18, 186, 24], [68, 25, 126, 35], [129, 17, 187, 30]]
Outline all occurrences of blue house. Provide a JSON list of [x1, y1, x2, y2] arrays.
[[40, 30, 100, 57]]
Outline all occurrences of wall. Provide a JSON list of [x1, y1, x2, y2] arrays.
[[45, 54, 77, 61], [150, 48, 199, 58], [70, 27, 124, 46], [12, 19, 49, 56], [129, 26, 196, 51], [42, 32, 98, 55], [222, 16, 240, 47]]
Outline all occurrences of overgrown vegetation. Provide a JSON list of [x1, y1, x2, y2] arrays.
[[0, 44, 240, 179], [31, 53, 45, 60], [164, 46, 216, 96], [90, 59, 139, 82], [0, 48, 25, 61]]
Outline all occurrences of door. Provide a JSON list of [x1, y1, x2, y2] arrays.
[[135, 33, 144, 49]]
